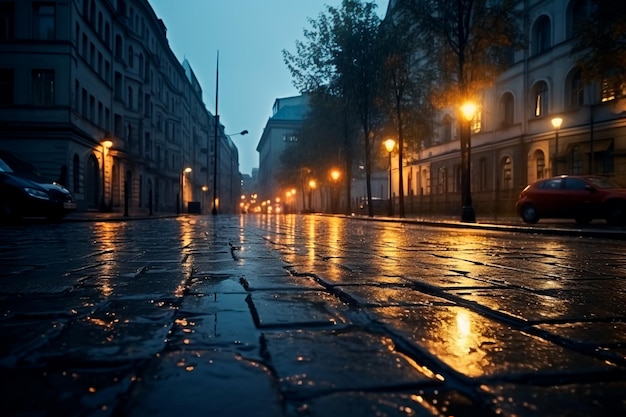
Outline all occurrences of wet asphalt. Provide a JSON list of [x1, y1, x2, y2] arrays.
[[1, 214, 625, 416]]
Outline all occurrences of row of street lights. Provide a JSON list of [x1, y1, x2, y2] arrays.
[[383, 102, 478, 222], [384, 104, 567, 223]]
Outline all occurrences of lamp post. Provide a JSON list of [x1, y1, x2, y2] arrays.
[[460, 102, 477, 223], [551, 117, 563, 176], [384, 138, 396, 217], [308, 180, 316, 212], [181, 167, 192, 213], [211, 121, 248, 215], [330, 169, 340, 213], [100, 139, 113, 212]]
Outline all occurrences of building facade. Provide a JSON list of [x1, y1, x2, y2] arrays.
[[256, 95, 310, 206], [387, 0, 626, 218], [0, 0, 240, 214]]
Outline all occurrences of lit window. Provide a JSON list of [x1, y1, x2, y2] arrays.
[[533, 81, 548, 117]]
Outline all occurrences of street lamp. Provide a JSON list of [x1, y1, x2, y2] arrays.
[[308, 179, 316, 212], [211, 125, 248, 215], [181, 167, 192, 213], [460, 102, 477, 223], [551, 117, 563, 176], [330, 169, 341, 213], [384, 138, 396, 216], [100, 139, 113, 212]]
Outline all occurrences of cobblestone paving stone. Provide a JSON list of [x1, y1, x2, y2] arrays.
[[1, 215, 625, 416]]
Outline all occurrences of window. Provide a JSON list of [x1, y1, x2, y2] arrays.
[[145, 133, 152, 158], [567, 68, 584, 107], [442, 114, 452, 142], [128, 46, 134, 68], [89, 0, 95, 25], [471, 108, 482, 133], [89, 95, 95, 121], [421, 168, 430, 195], [1, 3, 15, 41], [438, 167, 447, 194], [104, 23, 110, 48], [540, 178, 562, 189], [82, 33, 87, 57], [567, 0, 593, 39], [0, 69, 14, 105], [532, 15, 551, 55], [81, 88, 87, 115], [115, 35, 122, 59], [33, 3, 55, 40], [534, 149, 546, 180], [453, 164, 461, 193], [501, 156, 513, 190], [601, 76, 626, 102], [32, 69, 54, 105], [90, 43, 95, 67], [532, 81, 549, 117], [114, 71, 122, 98], [500, 93, 514, 127], [564, 178, 587, 190], [128, 86, 133, 108], [114, 114, 123, 136]]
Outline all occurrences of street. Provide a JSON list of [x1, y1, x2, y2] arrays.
[[1, 215, 625, 416]]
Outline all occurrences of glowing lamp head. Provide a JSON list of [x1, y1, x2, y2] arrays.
[[384, 138, 396, 153]]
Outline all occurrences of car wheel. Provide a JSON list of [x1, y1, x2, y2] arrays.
[[574, 215, 592, 225], [605, 201, 626, 225], [520, 204, 539, 224]]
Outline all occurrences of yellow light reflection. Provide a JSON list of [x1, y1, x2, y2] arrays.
[[92, 222, 119, 298]]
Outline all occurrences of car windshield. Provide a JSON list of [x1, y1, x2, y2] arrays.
[[586, 177, 622, 189]]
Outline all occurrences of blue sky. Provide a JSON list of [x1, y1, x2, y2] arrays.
[[148, 0, 389, 176]]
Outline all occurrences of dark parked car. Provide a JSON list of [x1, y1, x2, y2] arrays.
[[516, 175, 626, 225], [0, 151, 76, 221]]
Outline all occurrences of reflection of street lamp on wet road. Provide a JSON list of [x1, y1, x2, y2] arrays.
[[100, 139, 113, 212], [460, 102, 476, 223], [181, 167, 192, 213], [551, 117, 563, 176], [384, 138, 396, 216]]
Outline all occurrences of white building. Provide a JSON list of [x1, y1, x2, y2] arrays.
[[387, 0, 626, 218]]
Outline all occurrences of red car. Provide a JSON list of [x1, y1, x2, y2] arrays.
[[516, 175, 626, 225]]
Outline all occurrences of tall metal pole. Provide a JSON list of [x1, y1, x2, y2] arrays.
[[212, 51, 219, 215], [388, 151, 393, 216]]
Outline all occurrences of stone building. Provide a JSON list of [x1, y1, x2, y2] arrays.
[[387, 0, 626, 218], [0, 0, 240, 214]]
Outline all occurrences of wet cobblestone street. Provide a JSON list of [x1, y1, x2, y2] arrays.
[[1, 215, 625, 416]]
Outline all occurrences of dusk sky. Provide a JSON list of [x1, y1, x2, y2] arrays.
[[148, 0, 389, 176]]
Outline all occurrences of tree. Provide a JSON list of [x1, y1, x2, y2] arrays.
[[573, 0, 626, 88], [377, 12, 435, 217], [283, 0, 383, 216], [393, 0, 524, 219], [276, 90, 347, 211]]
